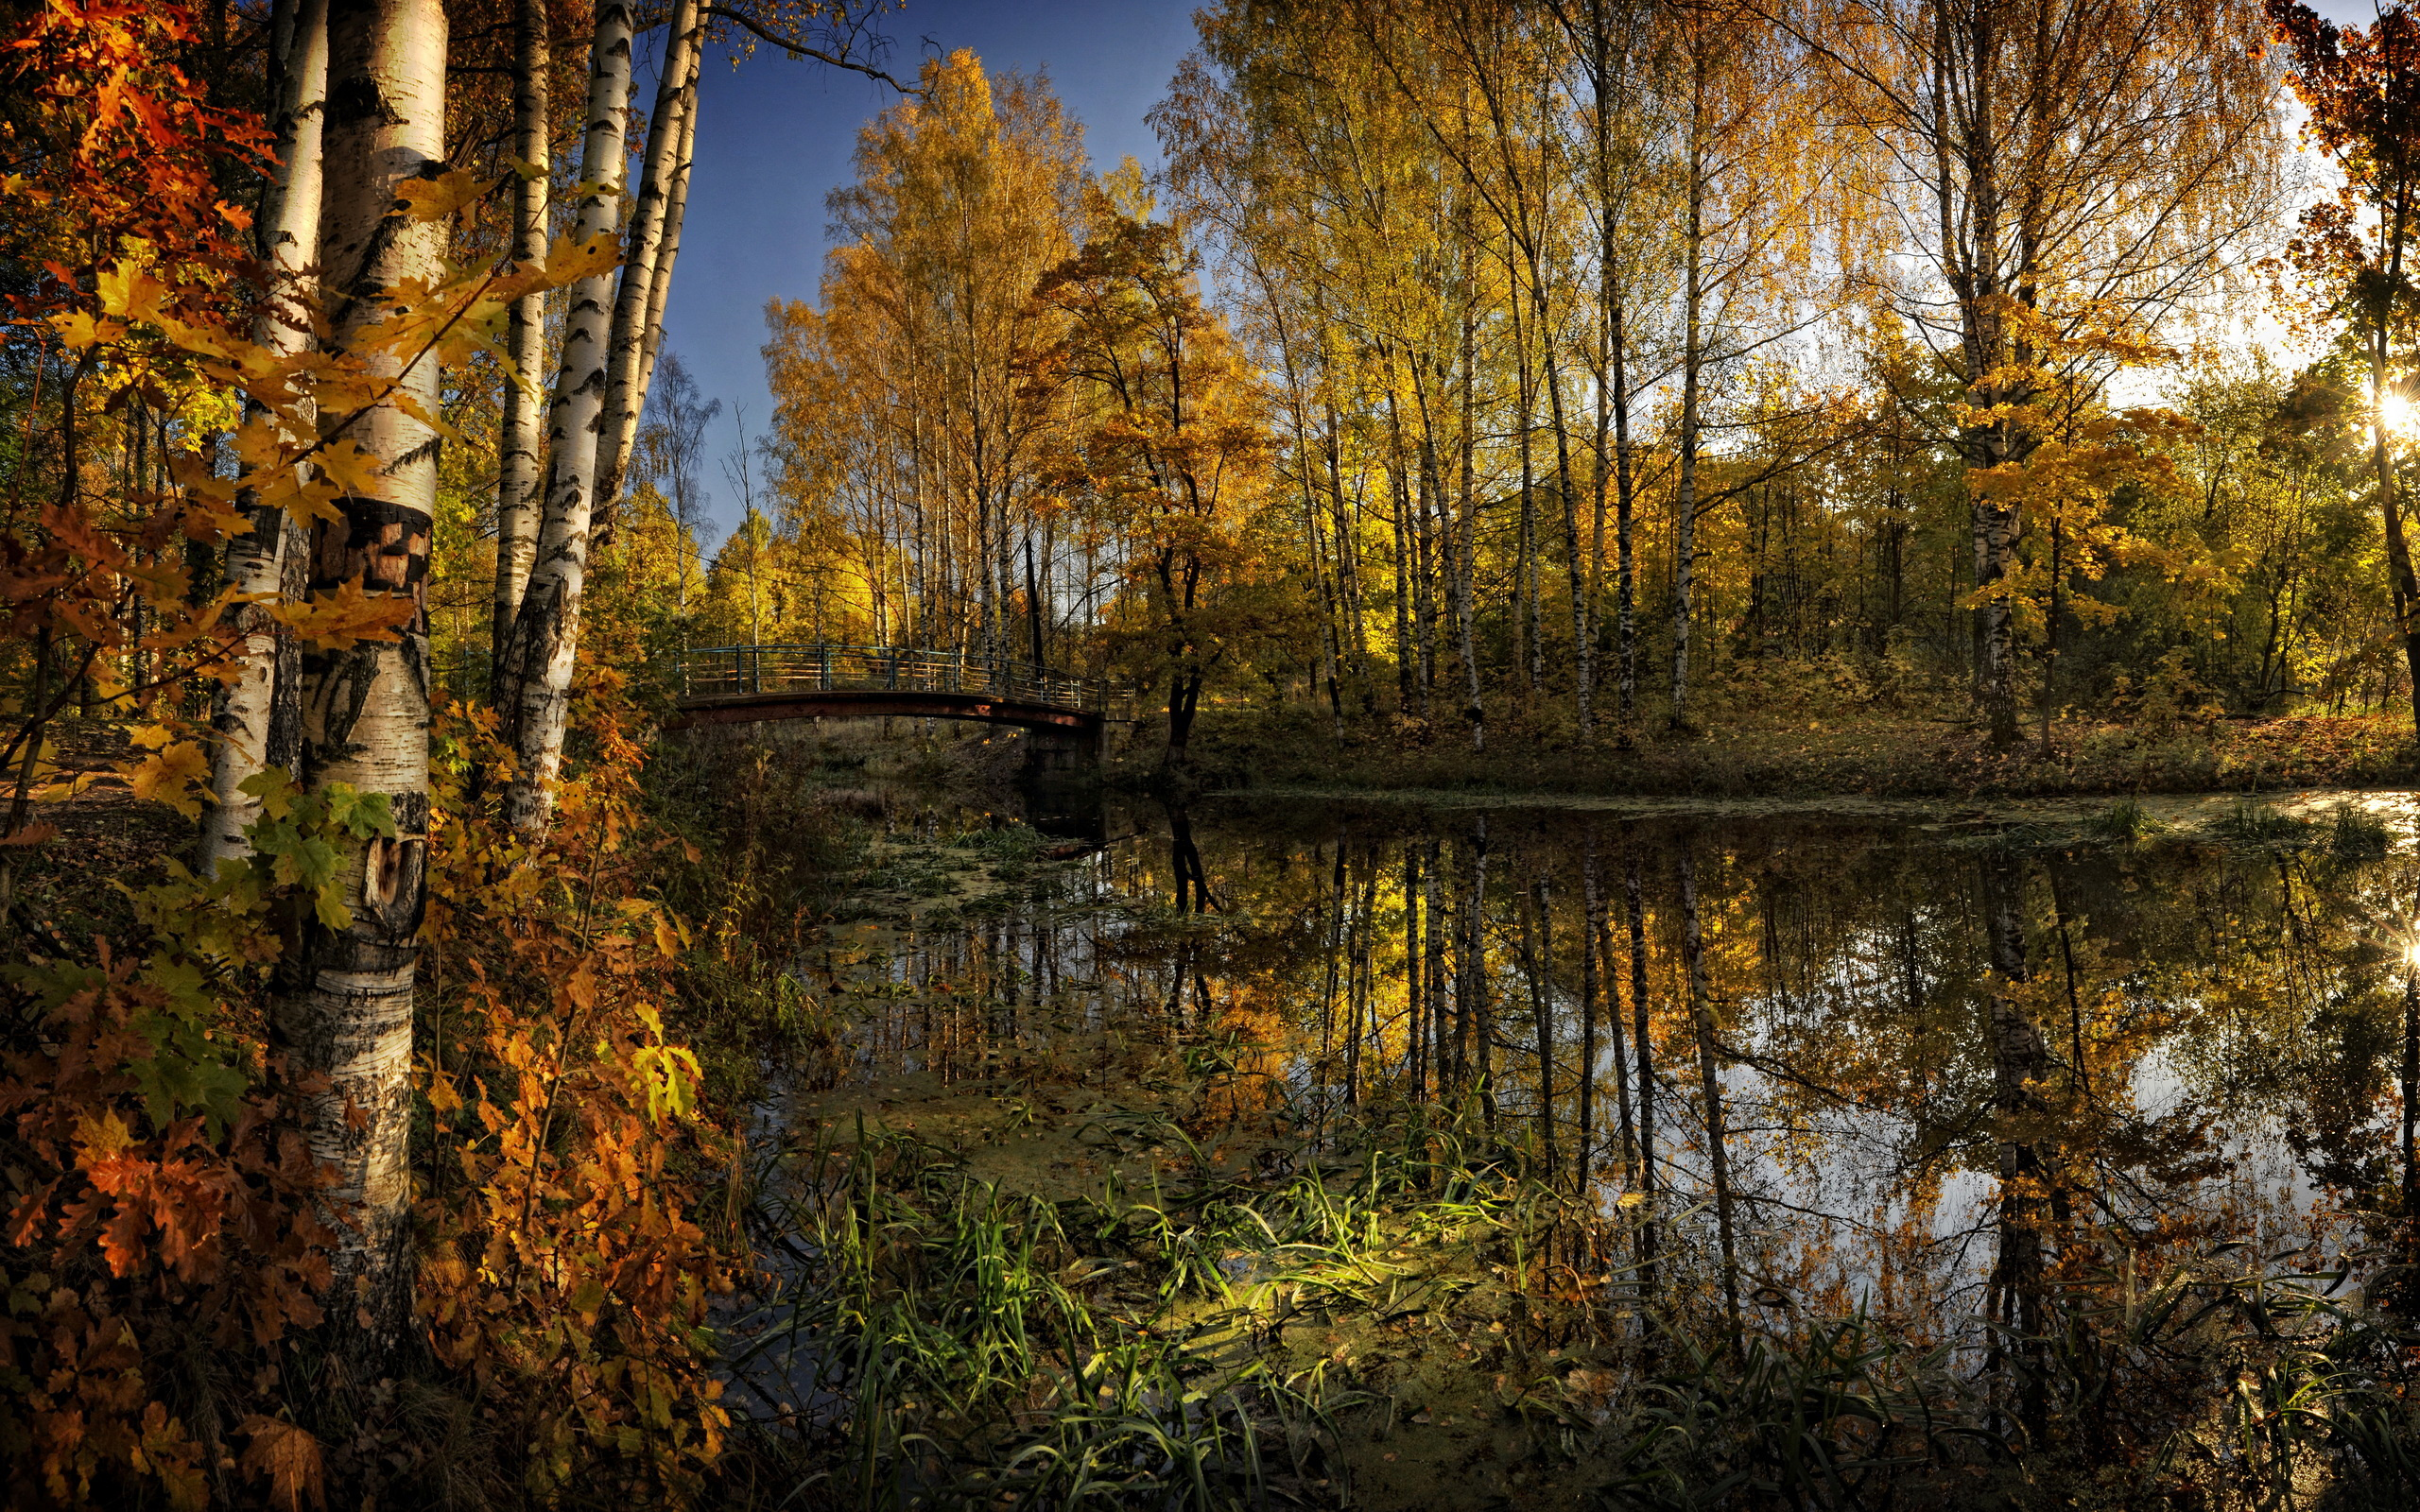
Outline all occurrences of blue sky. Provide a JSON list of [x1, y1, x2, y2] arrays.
[[657, 0, 1200, 541]]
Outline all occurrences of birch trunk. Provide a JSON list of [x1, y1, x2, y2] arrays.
[[1626, 852, 1655, 1296], [1511, 275, 1542, 695], [1423, 839, 1446, 1104], [631, 75, 700, 441], [1455, 287, 1483, 748], [1535, 273, 1590, 735], [596, 0, 702, 513], [204, 0, 327, 870], [1612, 299, 1637, 729], [288, 0, 446, 1339], [1468, 816, 1495, 1128], [1577, 850, 1599, 1194], [1671, 80, 1706, 734], [1677, 845, 1739, 1342], [489, 0, 550, 679], [1526, 877, 1557, 1181], [500, 0, 637, 835], [1979, 852, 2051, 1442]]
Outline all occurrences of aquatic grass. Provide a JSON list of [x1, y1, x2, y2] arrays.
[[2326, 801, 2394, 860], [722, 1125, 1343, 1508], [720, 1094, 1606, 1505], [2044, 1254, 2420, 1509], [2084, 797, 2160, 842], [2213, 798, 2312, 848], [1588, 1312, 2000, 1510]]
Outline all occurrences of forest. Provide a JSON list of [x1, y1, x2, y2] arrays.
[[15, 0, 2420, 1507]]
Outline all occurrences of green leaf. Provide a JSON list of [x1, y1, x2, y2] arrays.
[[313, 881, 353, 931], [237, 766, 298, 820], [129, 1007, 250, 1136], [322, 784, 397, 840]]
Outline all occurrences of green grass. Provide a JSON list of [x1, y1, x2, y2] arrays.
[[2327, 801, 2395, 859], [2214, 799, 2313, 848], [2084, 797, 2160, 843]]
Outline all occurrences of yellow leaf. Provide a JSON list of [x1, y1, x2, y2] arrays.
[[268, 580, 419, 652], [48, 310, 112, 349], [74, 1110, 134, 1163], [395, 167, 492, 223], [123, 743, 213, 818], [543, 231, 622, 286], [95, 263, 167, 323], [311, 438, 389, 502]]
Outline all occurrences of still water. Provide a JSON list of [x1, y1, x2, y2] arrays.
[[749, 787, 2420, 1503], [828, 793, 2418, 1300]]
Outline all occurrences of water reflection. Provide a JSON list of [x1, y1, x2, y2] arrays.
[[818, 795, 2420, 1358]]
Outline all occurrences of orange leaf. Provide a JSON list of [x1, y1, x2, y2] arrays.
[[237, 1418, 326, 1512], [268, 579, 418, 651]]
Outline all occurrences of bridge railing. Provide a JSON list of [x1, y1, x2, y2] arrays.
[[669, 644, 1135, 719]]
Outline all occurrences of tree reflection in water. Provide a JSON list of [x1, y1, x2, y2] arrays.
[[794, 796, 2420, 1502]]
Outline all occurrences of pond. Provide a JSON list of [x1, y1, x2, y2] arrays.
[[726, 786, 2420, 1510]]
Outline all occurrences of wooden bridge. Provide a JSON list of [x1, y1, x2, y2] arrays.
[[664, 644, 1135, 739]]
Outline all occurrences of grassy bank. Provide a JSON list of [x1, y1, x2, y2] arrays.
[[1155, 701, 2420, 800]]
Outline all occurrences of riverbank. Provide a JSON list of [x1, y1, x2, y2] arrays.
[[1160, 705, 2420, 800]]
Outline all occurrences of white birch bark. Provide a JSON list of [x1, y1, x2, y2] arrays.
[[489, 0, 550, 679], [203, 0, 328, 871], [288, 0, 446, 1337], [630, 65, 700, 436], [1670, 63, 1706, 733], [596, 0, 701, 512], [500, 0, 636, 835]]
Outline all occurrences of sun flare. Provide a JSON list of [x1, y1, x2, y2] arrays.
[[2386, 393, 2419, 438]]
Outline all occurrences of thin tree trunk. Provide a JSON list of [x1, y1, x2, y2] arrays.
[[1385, 384, 1417, 715], [204, 0, 328, 869], [596, 0, 702, 514], [288, 0, 447, 1342], [1425, 838, 1446, 1104], [1577, 854, 1598, 1196], [1980, 851, 2050, 1445], [1511, 278, 1543, 695], [1468, 816, 1494, 1128], [1455, 290, 1483, 748], [1627, 852, 1655, 1295], [1672, 71, 1706, 734], [1405, 842, 1425, 1099], [499, 0, 637, 835], [1613, 300, 1638, 730], [1538, 286, 1591, 734], [1677, 845, 1739, 1344], [489, 0, 549, 679], [631, 72, 699, 436], [1528, 876, 1558, 1182]]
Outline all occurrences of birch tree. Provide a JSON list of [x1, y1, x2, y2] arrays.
[[286, 0, 447, 1334], [499, 0, 635, 835], [596, 0, 706, 511], [202, 0, 328, 869], [488, 0, 550, 680]]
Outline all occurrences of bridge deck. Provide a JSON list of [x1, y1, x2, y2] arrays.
[[667, 644, 1133, 731]]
